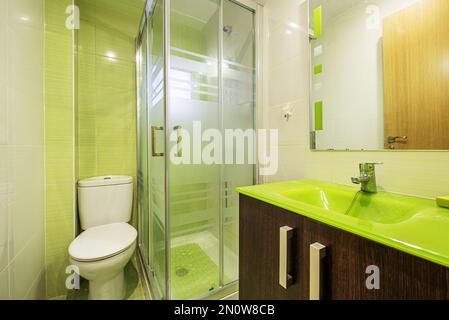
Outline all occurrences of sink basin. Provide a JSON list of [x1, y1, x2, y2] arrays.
[[280, 185, 421, 224], [281, 186, 355, 212], [236, 179, 449, 268]]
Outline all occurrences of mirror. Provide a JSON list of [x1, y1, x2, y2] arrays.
[[309, 0, 449, 151]]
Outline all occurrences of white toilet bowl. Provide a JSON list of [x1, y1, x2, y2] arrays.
[[69, 222, 137, 300]]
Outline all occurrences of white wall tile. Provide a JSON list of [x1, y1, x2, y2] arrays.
[[0, 1, 7, 23], [268, 56, 308, 106], [7, 146, 44, 258], [0, 146, 8, 272], [268, 99, 309, 146], [1, 0, 45, 300], [7, 23, 44, 146], [9, 231, 45, 300], [265, 0, 306, 30], [25, 269, 45, 300], [0, 12, 7, 146], [7, 0, 43, 29], [0, 83, 7, 146], [266, 145, 305, 183]]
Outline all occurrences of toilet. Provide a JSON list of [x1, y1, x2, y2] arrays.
[[68, 176, 137, 300]]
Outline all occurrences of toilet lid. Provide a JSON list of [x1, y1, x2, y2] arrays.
[[69, 223, 137, 262]]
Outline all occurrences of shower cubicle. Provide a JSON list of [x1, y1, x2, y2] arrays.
[[136, 0, 259, 299]]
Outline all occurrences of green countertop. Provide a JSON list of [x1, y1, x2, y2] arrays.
[[237, 180, 449, 268]]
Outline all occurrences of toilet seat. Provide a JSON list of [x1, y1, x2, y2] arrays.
[[69, 222, 137, 262]]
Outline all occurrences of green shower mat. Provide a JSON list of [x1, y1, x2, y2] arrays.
[[171, 243, 222, 300]]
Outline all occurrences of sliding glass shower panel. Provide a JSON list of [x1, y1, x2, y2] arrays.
[[222, 0, 256, 285], [168, 0, 221, 300], [137, 22, 150, 266], [136, 0, 256, 300], [149, 0, 167, 298]]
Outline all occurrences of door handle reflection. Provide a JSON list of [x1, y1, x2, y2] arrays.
[[174, 125, 182, 158]]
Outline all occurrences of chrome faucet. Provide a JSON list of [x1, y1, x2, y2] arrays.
[[351, 162, 382, 193]]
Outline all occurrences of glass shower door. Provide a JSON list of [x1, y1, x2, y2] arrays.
[[222, 0, 256, 286], [168, 0, 221, 300], [148, 0, 167, 299], [137, 22, 150, 266], [137, 0, 256, 300]]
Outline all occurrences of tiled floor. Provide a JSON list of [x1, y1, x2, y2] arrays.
[[66, 258, 146, 300]]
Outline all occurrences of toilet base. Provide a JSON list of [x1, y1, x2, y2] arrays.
[[88, 271, 125, 300]]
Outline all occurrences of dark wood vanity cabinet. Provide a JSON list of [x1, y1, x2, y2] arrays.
[[239, 195, 449, 300]]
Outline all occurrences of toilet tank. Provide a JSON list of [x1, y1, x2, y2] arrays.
[[78, 176, 133, 230]]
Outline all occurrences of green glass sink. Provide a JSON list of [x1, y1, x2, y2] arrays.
[[280, 185, 420, 224], [236, 180, 449, 268]]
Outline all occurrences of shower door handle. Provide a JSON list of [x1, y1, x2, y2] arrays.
[[279, 226, 294, 289], [151, 126, 164, 157], [174, 125, 182, 157]]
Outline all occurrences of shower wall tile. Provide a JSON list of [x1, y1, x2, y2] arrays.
[[44, 0, 75, 299]]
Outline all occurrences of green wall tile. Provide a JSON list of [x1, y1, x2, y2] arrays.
[[314, 64, 323, 75], [313, 6, 323, 39], [315, 101, 323, 131], [75, 0, 142, 228], [44, 0, 144, 300], [45, 0, 75, 299]]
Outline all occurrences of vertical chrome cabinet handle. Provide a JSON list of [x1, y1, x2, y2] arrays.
[[151, 126, 164, 157], [309, 242, 326, 300], [279, 226, 294, 289], [173, 125, 182, 157]]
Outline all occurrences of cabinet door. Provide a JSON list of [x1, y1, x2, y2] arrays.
[[239, 195, 307, 300], [302, 217, 449, 300]]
